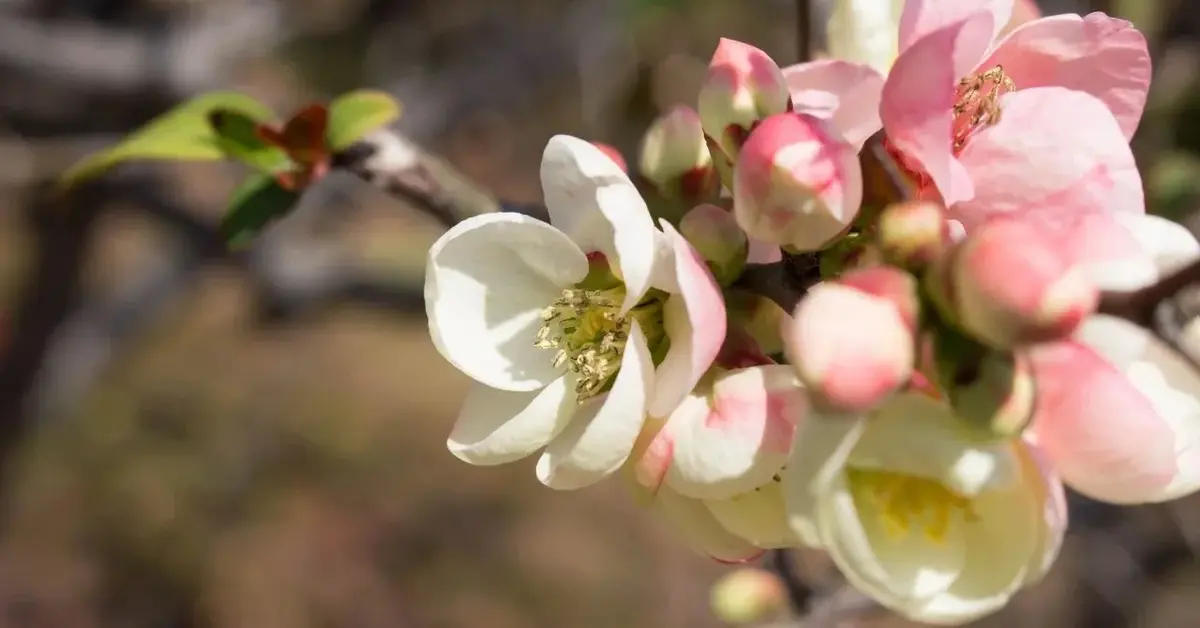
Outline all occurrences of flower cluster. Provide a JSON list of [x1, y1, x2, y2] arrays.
[[423, 0, 1200, 624]]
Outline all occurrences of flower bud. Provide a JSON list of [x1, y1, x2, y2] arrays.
[[876, 200, 951, 270], [733, 113, 863, 253], [839, 266, 919, 329], [710, 568, 787, 625], [784, 272, 915, 413], [935, 333, 1036, 441], [639, 105, 718, 201], [680, 203, 748, 286], [697, 38, 791, 160], [951, 219, 1099, 349]]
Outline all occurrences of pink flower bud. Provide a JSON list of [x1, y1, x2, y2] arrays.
[[639, 105, 718, 201], [839, 266, 920, 330], [679, 203, 748, 286], [876, 200, 951, 269], [710, 568, 787, 624], [784, 272, 916, 413], [697, 38, 791, 160], [935, 336, 1036, 440], [951, 219, 1099, 349], [733, 113, 863, 252]]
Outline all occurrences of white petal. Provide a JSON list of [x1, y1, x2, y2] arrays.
[[426, 212, 588, 391], [705, 482, 806, 549], [1113, 212, 1200, 275], [536, 320, 654, 490], [652, 487, 765, 563], [665, 366, 806, 499], [783, 413, 867, 547], [647, 222, 727, 418], [1125, 341, 1200, 502], [1075, 314, 1150, 371], [848, 394, 1019, 496], [540, 135, 658, 313], [448, 376, 578, 465], [903, 464, 1041, 624], [819, 476, 965, 610]]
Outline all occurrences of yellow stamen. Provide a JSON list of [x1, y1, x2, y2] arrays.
[[952, 65, 1016, 152], [535, 288, 664, 401], [847, 468, 978, 544]]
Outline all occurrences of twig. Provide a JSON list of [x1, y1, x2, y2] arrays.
[[795, 0, 813, 63]]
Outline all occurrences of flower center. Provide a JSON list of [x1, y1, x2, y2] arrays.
[[846, 468, 978, 544], [535, 288, 665, 401], [951, 65, 1016, 152]]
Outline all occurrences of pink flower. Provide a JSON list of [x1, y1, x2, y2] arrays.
[[628, 365, 811, 562], [877, 0, 1149, 222], [1021, 210, 1200, 504]]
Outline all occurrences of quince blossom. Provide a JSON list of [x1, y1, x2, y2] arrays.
[[425, 135, 724, 490], [863, 0, 1149, 224], [1024, 211, 1200, 504], [783, 393, 1067, 625]]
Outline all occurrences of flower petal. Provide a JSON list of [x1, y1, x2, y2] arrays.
[[901, 456, 1042, 624], [980, 13, 1150, 139], [783, 414, 867, 547], [782, 59, 886, 150], [540, 134, 659, 313], [847, 394, 1020, 497], [426, 212, 588, 392], [952, 87, 1143, 228], [883, 13, 996, 206], [898, 0, 1012, 57], [652, 487, 765, 563], [1123, 343, 1200, 502], [448, 375, 577, 465], [647, 222, 727, 418], [819, 475, 966, 612], [1028, 340, 1178, 504], [1113, 212, 1200, 274], [746, 238, 783, 264], [705, 482, 805, 549], [536, 320, 654, 489], [1017, 440, 1068, 585], [664, 366, 807, 500]]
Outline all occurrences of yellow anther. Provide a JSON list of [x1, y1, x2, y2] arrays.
[[952, 65, 1016, 152], [535, 288, 665, 401]]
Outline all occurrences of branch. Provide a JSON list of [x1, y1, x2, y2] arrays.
[[1098, 255, 1200, 370]]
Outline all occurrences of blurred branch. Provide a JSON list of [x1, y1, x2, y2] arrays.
[[795, 0, 813, 63]]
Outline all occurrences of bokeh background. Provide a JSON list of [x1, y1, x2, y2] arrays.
[[1, 0, 1199, 626]]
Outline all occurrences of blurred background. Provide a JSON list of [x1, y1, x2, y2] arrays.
[[0, 0, 1198, 626]]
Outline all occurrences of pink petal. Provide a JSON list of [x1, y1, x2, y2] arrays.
[[1028, 340, 1178, 504], [747, 237, 783, 264], [782, 59, 886, 149], [953, 87, 1143, 229], [663, 365, 807, 500], [648, 222, 727, 418], [898, 0, 1012, 59], [980, 13, 1150, 140], [883, 13, 996, 206]]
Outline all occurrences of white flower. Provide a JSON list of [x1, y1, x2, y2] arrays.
[[425, 135, 725, 490], [783, 393, 1066, 625], [632, 365, 811, 560]]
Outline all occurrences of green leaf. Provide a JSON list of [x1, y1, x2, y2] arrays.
[[326, 90, 402, 151], [221, 174, 300, 247], [61, 92, 276, 189], [208, 108, 292, 174]]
